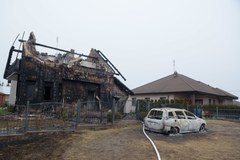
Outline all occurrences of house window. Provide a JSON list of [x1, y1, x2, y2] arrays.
[[160, 97, 166, 100], [209, 99, 212, 104], [145, 97, 150, 101], [195, 99, 203, 105]]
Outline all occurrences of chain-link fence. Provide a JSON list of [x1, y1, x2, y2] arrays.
[[78, 100, 111, 124], [135, 99, 240, 120], [26, 102, 77, 132], [0, 105, 25, 135], [0, 102, 77, 136], [203, 107, 240, 120], [0, 99, 118, 136]]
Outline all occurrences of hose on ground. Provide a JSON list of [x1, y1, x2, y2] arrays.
[[142, 124, 161, 160]]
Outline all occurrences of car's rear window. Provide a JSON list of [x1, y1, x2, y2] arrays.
[[148, 110, 163, 120]]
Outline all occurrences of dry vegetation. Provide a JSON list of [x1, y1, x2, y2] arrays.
[[0, 120, 240, 160]]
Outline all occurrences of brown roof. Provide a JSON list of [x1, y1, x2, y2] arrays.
[[132, 72, 238, 99]]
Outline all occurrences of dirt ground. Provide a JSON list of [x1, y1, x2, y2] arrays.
[[0, 119, 240, 160]]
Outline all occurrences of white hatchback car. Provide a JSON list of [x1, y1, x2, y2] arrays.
[[144, 108, 206, 134]]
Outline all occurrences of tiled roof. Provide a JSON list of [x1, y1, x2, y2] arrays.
[[132, 72, 238, 99]]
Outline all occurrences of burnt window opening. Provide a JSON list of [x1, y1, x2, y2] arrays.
[[44, 82, 53, 101], [27, 81, 36, 101], [58, 84, 62, 98], [87, 91, 96, 111]]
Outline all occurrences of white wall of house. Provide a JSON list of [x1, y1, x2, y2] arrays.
[[131, 94, 175, 101], [9, 80, 17, 106], [195, 94, 234, 106], [124, 94, 175, 113], [124, 93, 236, 113], [222, 99, 234, 105], [124, 98, 136, 113], [0, 85, 10, 105]]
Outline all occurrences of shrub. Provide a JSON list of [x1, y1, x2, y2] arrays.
[[7, 105, 15, 113], [0, 107, 6, 115], [0, 103, 14, 114], [107, 112, 121, 122], [139, 111, 148, 121], [203, 104, 240, 109]]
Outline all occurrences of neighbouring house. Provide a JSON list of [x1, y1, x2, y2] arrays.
[[126, 72, 238, 112], [0, 85, 10, 105], [233, 100, 240, 106], [4, 32, 133, 113], [0, 92, 7, 105]]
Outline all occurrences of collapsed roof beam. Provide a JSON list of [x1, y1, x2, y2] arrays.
[[17, 39, 126, 81], [18, 39, 98, 60], [96, 50, 126, 81]]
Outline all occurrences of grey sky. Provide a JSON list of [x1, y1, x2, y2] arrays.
[[1, 0, 240, 100]]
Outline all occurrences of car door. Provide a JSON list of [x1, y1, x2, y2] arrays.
[[184, 111, 199, 131], [146, 110, 164, 131], [175, 110, 189, 132]]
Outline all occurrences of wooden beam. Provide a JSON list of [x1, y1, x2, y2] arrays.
[[18, 39, 98, 60]]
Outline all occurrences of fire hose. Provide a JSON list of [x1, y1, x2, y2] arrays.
[[142, 124, 161, 160]]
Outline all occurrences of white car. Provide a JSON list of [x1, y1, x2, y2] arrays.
[[144, 108, 206, 134]]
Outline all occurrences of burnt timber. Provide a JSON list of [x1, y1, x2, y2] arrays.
[[4, 32, 133, 112]]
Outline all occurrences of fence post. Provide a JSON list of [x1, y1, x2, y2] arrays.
[[24, 101, 30, 132], [76, 99, 81, 129], [96, 96, 102, 123], [112, 98, 115, 123], [136, 100, 139, 120], [216, 107, 219, 119], [147, 101, 150, 111]]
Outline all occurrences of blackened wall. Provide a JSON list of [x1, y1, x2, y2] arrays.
[[16, 55, 125, 111]]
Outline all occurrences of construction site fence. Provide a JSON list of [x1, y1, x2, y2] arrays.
[[0, 100, 117, 136]]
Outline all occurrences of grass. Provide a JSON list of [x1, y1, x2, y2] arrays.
[[153, 120, 240, 160], [0, 107, 8, 115], [0, 120, 239, 160]]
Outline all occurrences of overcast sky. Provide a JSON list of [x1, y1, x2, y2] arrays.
[[1, 0, 240, 100]]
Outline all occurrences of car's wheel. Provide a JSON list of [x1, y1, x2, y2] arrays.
[[199, 124, 206, 132], [171, 127, 179, 134]]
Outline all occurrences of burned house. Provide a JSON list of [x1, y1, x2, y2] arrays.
[[4, 32, 133, 112]]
